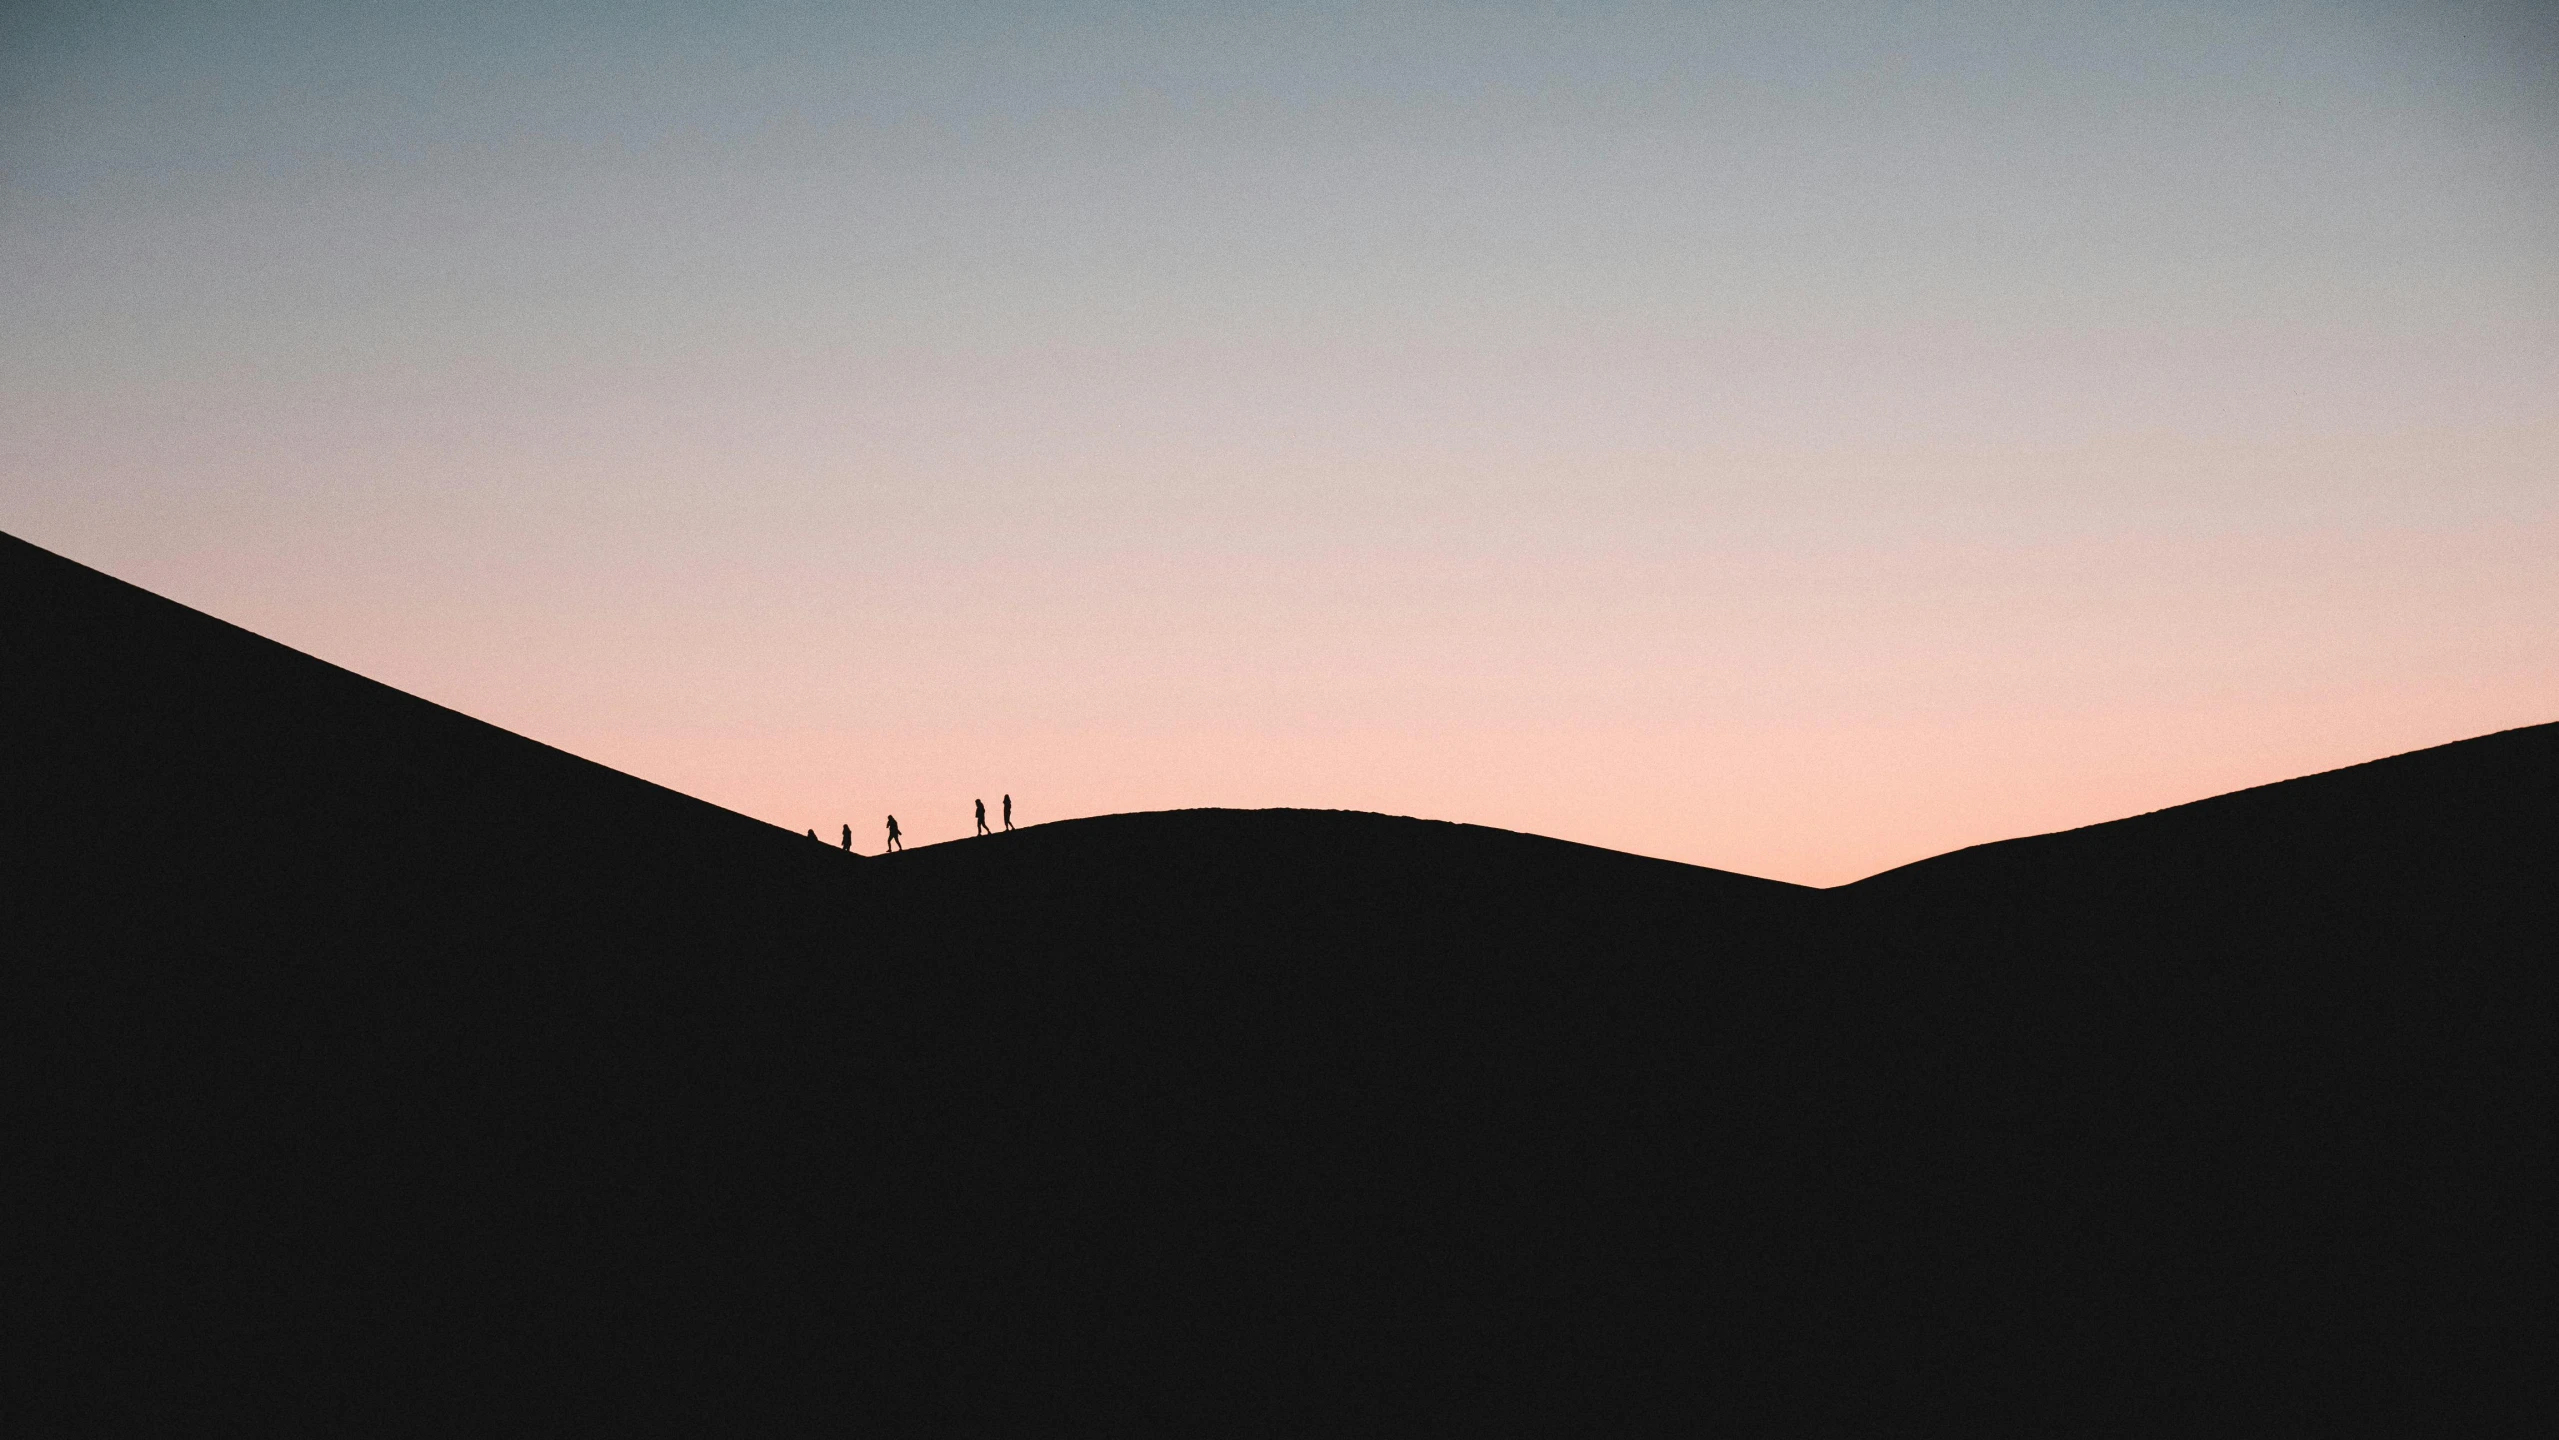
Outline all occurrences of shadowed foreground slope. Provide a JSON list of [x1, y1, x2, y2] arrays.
[[1828, 723, 2556, 1419], [7, 531, 2551, 1429]]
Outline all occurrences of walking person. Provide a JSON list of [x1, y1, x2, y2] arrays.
[[974, 798, 989, 837], [1002, 794, 1013, 831], [884, 815, 902, 853], [840, 823, 851, 852]]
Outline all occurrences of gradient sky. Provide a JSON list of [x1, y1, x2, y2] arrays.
[[6, 1, 2554, 882]]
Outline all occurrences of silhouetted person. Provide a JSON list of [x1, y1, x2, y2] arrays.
[[975, 798, 989, 836], [1003, 794, 1013, 831], [841, 823, 851, 851], [884, 815, 902, 852]]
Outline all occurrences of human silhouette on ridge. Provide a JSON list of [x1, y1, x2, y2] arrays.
[[1003, 794, 1013, 831], [975, 798, 989, 837], [884, 815, 902, 852], [840, 823, 851, 851]]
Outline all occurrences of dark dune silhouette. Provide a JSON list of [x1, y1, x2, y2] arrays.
[[7, 529, 2548, 1430]]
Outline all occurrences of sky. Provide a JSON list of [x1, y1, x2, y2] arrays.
[[5, 1, 2554, 883]]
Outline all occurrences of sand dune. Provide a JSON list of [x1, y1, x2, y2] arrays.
[[8, 530, 2547, 1429]]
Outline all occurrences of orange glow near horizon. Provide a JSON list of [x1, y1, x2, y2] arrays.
[[33, 423, 2551, 886]]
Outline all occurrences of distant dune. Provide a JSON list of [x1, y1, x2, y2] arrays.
[[8, 529, 2549, 1430]]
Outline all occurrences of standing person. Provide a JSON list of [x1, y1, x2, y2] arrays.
[[884, 815, 902, 852], [974, 798, 989, 836], [1003, 794, 1013, 831], [840, 823, 851, 851]]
